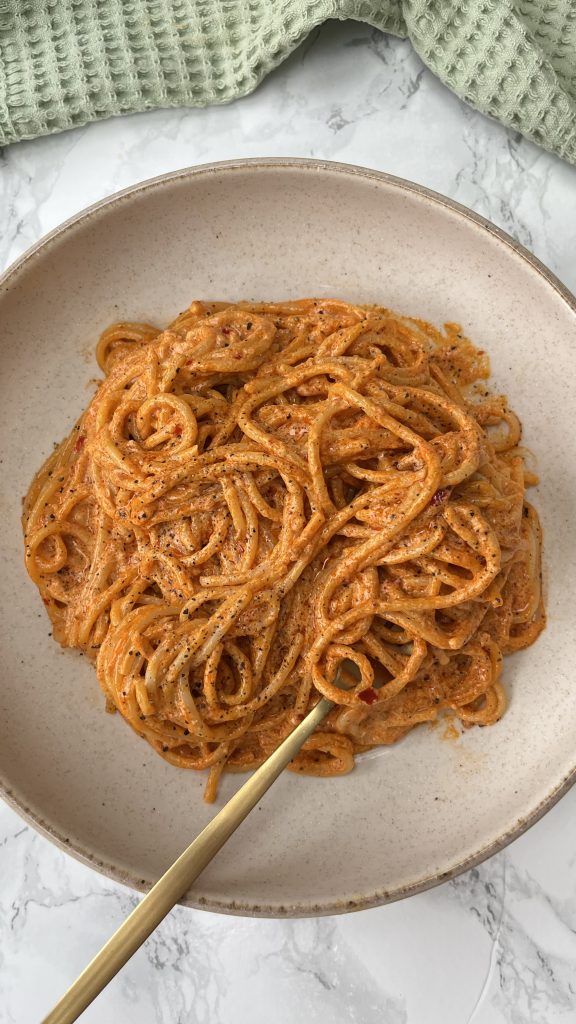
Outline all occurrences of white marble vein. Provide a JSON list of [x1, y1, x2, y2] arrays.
[[1, 19, 576, 1024]]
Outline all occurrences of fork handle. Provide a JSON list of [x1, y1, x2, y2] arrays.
[[42, 696, 334, 1024]]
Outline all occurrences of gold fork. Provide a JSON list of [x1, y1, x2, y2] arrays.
[[42, 692, 335, 1023]]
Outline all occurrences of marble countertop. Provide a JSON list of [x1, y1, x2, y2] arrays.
[[2, 20, 576, 1024]]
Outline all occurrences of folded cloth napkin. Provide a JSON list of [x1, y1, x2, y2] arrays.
[[0, 1, 575, 159]]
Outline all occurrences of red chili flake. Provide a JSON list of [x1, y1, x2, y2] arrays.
[[222, 327, 231, 336], [295, 713, 306, 722], [431, 488, 449, 506], [358, 687, 378, 705], [173, 425, 183, 437], [74, 434, 86, 452], [42, 597, 51, 605]]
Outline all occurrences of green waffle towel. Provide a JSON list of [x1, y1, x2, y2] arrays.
[[0, 1, 575, 158]]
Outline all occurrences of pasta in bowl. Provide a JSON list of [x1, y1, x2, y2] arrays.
[[23, 298, 544, 802]]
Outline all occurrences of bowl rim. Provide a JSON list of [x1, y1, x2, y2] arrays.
[[1, 156, 575, 917]]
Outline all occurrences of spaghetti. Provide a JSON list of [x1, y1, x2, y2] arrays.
[[23, 299, 545, 800]]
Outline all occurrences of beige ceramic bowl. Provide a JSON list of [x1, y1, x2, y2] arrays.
[[1, 159, 575, 917]]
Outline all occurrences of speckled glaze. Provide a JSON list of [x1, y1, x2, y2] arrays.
[[0, 159, 575, 918]]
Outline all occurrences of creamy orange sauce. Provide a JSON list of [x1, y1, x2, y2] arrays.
[[23, 299, 545, 800]]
